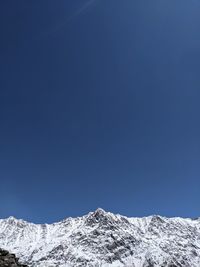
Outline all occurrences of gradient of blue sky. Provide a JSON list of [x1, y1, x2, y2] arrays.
[[0, 0, 200, 223]]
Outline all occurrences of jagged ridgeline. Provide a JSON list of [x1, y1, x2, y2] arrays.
[[0, 209, 200, 266], [0, 249, 28, 267]]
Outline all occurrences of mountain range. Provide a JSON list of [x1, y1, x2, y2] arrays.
[[0, 209, 200, 267]]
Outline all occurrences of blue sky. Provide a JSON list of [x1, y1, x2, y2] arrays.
[[0, 0, 200, 223]]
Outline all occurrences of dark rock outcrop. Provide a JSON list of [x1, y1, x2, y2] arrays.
[[0, 249, 28, 267]]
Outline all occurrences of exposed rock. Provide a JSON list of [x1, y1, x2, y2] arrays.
[[0, 249, 28, 267]]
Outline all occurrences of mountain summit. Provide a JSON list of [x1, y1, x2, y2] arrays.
[[0, 210, 200, 266]]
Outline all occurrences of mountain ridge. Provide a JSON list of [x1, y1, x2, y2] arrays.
[[1, 209, 200, 266], [3, 208, 199, 224]]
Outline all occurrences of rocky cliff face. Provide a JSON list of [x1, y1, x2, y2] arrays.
[[0, 249, 28, 267], [0, 209, 200, 266]]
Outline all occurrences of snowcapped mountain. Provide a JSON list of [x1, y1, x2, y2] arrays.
[[0, 209, 200, 267]]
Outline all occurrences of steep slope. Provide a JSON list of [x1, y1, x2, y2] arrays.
[[0, 209, 200, 266]]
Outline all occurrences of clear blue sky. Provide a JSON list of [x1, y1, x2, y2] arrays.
[[0, 0, 200, 223]]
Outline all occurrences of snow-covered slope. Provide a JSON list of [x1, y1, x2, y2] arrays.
[[0, 209, 200, 267]]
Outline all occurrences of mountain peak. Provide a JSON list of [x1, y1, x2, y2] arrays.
[[85, 208, 110, 225], [7, 216, 17, 220], [5, 216, 19, 224], [93, 208, 107, 216]]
